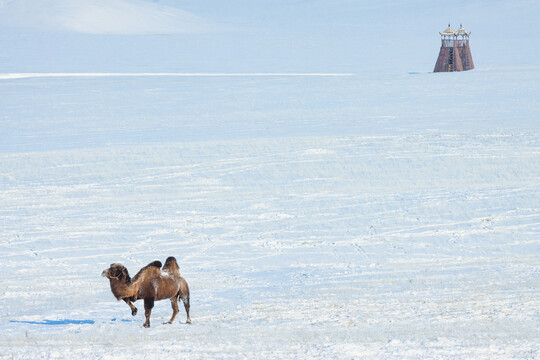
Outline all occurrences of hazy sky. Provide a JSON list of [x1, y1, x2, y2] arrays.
[[0, 0, 538, 73]]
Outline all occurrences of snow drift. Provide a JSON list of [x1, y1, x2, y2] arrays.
[[0, 0, 214, 34]]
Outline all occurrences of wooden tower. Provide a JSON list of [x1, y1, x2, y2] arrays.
[[455, 24, 474, 71], [434, 24, 474, 72]]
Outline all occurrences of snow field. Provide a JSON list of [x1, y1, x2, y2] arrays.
[[2, 70, 539, 153], [0, 72, 539, 358]]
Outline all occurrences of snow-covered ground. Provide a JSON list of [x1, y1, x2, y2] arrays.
[[0, 70, 539, 359], [1, 0, 539, 358]]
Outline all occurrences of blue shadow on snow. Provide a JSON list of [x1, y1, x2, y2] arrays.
[[10, 319, 94, 325]]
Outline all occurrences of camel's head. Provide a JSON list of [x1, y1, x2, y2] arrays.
[[102, 263, 129, 281]]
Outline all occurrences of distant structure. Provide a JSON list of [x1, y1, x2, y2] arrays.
[[433, 24, 474, 72]]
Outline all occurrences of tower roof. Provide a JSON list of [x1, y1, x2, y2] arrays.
[[440, 24, 455, 36], [455, 24, 470, 36]]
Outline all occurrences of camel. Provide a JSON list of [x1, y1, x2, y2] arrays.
[[102, 257, 191, 327]]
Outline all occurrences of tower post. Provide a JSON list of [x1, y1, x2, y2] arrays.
[[455, 24, 474, 71]]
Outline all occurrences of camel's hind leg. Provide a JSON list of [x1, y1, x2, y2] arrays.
[[164, 297, 179, 324], [181, 295, 191, 324], [143, 298, 154, 328]]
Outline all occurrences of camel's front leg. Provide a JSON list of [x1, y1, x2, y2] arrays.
[[163, 297, 179, 324], [123, 298, 138, 316]]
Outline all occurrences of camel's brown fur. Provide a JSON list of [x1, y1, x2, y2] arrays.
[[102, 257, 191, 327]]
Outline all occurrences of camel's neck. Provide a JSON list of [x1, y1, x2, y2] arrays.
[[109, 277, 136, 300]]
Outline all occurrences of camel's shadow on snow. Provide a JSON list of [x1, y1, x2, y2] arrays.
[[10, 318, 174, 325], [10, 319, 95, 325]]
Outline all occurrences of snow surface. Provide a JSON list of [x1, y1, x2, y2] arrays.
[[1, 70, 539, 359], [0, 0, 539, 358]]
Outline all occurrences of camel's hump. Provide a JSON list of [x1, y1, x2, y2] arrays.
[[147, 260, 162, 268]]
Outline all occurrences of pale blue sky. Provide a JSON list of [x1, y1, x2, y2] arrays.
[[0, 0, 538, 73]]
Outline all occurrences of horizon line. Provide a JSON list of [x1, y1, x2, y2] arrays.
[[0, 72, 356, 80]]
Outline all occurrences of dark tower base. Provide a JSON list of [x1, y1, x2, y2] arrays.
[[458, 43, 474, 71], [434, 45, 464, 72]]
